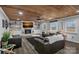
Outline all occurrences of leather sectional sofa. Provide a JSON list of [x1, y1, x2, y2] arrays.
[[27, 35, 65, 54]]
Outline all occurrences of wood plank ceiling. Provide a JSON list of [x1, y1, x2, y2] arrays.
[[1, 5, 79, 21]]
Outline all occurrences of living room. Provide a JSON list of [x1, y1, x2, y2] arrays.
[[0, 5, 79, 54]]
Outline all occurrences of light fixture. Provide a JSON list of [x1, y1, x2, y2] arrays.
[[18, 11, 23, 15], [48, 17, 52, 20], [17, 18, 20, 20], [76, 10, 79, 13], [36, 16, 42, 20]]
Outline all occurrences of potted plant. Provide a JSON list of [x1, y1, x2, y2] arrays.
[[2, 31, 10, 48]]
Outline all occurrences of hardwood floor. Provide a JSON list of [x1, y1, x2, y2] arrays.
[[14, 37, 38, 54], [57, 41, 79, 54], [65, 41, 79, 54], [14, 37, 79, 54]]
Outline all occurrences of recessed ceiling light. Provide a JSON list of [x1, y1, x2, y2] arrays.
[[18, 11, 23, 15], [76, 10, 79, 13], [48, 17, 52, 20], [17, 18, 20, 20]]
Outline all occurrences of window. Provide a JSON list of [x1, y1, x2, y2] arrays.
[[65, 20, 77, 33], [50, 22, 58, 32]]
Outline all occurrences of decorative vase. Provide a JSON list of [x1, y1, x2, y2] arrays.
[[2, 41, 8, 48]]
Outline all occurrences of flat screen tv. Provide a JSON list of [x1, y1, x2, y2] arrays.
[[23, 21, 33, 28]]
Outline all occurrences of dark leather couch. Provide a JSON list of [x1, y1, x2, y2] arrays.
[[8, 37, 22, 48], [27, 37, 65, 54]]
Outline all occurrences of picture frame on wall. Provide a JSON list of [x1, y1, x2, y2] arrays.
[[2, 19, 4, 28], [5, 20, 8, 29], [2, 19, 8, 29]]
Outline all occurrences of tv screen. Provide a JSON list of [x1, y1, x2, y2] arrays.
[[23, 21, 33, 28]]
